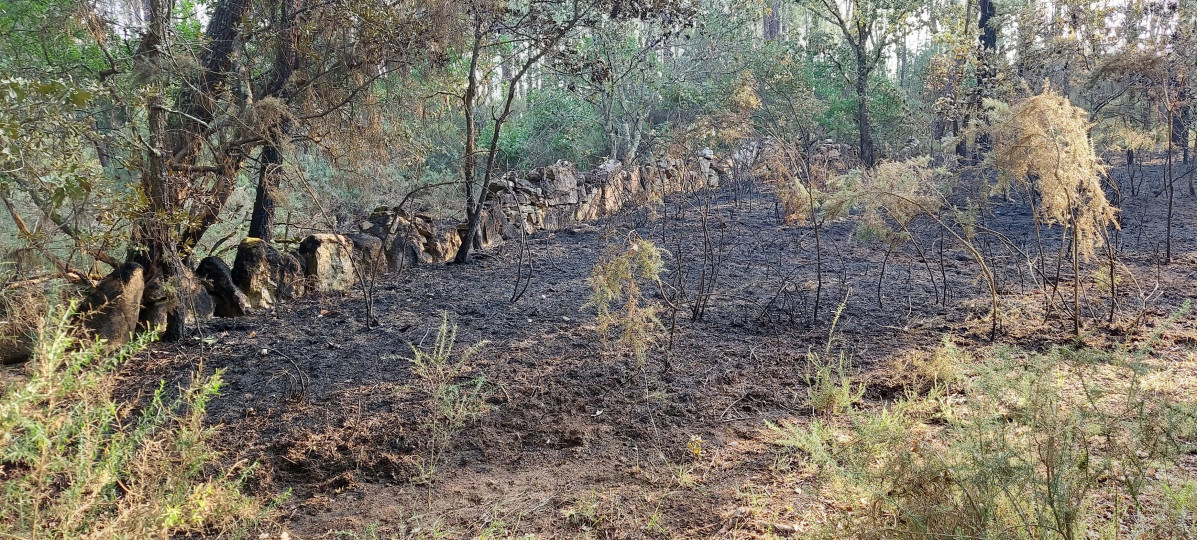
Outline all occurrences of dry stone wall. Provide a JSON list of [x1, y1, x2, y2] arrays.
[[0, 147, 764, 359], [194, 148, 754, 321]]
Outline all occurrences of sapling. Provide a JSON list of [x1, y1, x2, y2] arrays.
[[992, 88, 1119, 334]]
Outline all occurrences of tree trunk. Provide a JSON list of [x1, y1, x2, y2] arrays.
[[454, 21, 484, 263], [1174, 84, 1191, 165], [978, 0, 996, 50], [972, 0, 997, 160], [128, 0, 186, 341], [763, 0, 781, 40], [855, 52, 875, 167], [248, 0, 299, 241], [249, 145, 283, 241]]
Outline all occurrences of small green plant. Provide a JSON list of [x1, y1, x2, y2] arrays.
[[773, 314, 1197, 540], [803, 350, 865, 417], [401, 313, 489, 484], [0, 304, 261, 537], [803, 295, 864, 416]]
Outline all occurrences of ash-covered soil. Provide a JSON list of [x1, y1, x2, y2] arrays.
[[116, 160, 1197, 538]]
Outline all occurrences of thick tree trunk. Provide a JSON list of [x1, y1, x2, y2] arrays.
[[249, 145, 283, 241], [248, 0, 299, 241], [169, 0, 253, 153], [128, 0, 186, 341]]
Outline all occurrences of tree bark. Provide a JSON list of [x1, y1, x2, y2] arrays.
[[459, 19, 483, 249], [1174, 84, 1191, 165], [127, 0, 187, 341], [248, 0, 300, 241], [249, 145, 284, 241], [763, 0, 781, 40], [855, 47, 876, 167]]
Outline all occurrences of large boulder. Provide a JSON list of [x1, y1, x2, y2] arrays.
[[77, 263, 145, 349], [298, 234, 357, 292], [196, 256, 251, 317], [358, 208, 429, 269], [232, 238, 306, 309], [140, 264, 213, 335], [347, 233, 386, 276]]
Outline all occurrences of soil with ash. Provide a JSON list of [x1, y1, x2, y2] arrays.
[[113, 158, 1197, 538]]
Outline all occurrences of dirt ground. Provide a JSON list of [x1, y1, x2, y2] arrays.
[[114, 158, 1197, 538]]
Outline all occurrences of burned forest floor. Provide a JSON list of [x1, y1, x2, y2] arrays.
[[115, 160, 1197, 538]]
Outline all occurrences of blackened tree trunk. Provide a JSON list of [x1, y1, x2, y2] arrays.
[[128, 0, 187, 341], [976, 0, 997, 154], [456, 19, 484, 263], [125, 0, 252, 340], [249, 144, 284, 241], [248, 0, 300, 241], [1174, 84, 1191, 165], [978, 0, 996, 50]]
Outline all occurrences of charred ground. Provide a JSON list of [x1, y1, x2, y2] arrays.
[[114, 161, 1197, 538]]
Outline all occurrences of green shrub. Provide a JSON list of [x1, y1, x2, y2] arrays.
[[774, 329, 1197, 539], [0, 305, 261, 538], [399, 314, 490, 484]]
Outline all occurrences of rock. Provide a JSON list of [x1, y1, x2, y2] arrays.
[[196, 256, 251, 317], [298, 234, 357, 292], [347, 233, 386, 276], [1, 281, 46, 364], [544, 160, 579, 191], [77, 262, 145, 349], [596, 159, 622, 177], [542, 160, 581, 205], [487, 176, 512, 196], [140, 264, 213, 332], [480, 202, 517, 246], [573, 194, 600, 222], [179, 266, 215, 324], [542, 206, 575, 231], [425, 229, 462, 263], [516, 204, 545, 233], [277, 251, 305, 299], [359, 210, 429, 269], [513, 176, 542, 197], [233, 238, 305, 309], [698, 153, 719, 188]]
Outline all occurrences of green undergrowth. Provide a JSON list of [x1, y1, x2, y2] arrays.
[[772, 307, 1197, 539], [0, 305, 262, 538], [397, 313, 490, 485]]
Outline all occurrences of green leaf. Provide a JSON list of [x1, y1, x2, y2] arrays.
[[68, 88, 92, 107]]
